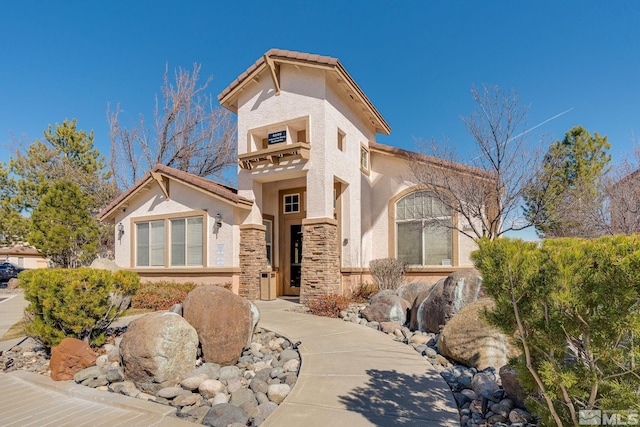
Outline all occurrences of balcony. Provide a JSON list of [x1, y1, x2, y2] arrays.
[[238, 142, 310, 170]]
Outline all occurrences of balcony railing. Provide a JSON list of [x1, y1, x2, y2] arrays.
[[238, 142, 310, 170]]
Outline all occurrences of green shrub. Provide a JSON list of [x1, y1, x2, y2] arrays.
[[369, 258, 406, 290], [473, 236, 640, 427], [307, 293, 350, 318], [131, 281, 198, 311], [20, 268, 140, 348], [351, 282, 379, 303]]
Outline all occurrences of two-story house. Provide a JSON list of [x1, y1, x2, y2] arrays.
[[100, 49, 489, 302]]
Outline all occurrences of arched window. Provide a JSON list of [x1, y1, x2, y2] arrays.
[[395, 191, 452, 266]]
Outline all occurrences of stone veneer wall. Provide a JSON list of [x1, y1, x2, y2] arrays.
[[300, 218, 341, 305], [239, 224, 267, 300]]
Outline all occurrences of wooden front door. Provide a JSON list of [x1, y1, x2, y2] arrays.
[[279, 187, 306, 296]]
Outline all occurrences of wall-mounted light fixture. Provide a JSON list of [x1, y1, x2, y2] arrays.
[[117, 223, 125, 240], [212, 213, 223, 235], [343, 238, 349, 246]]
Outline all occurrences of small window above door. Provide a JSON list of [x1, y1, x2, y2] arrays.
[[283, 193, 300, 214]]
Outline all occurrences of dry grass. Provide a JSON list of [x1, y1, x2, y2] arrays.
[[0, 318, 26, 341]]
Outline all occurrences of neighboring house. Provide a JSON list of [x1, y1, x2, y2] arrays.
[[0, 245, 48, 269], [610, 169, 640, 234], [100, 49, 491, 303]]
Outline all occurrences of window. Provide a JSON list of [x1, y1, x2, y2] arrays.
[[170, 217, 203, 266], [284, 193, 300, 214], [135, 215, 204, 267], [337, 129, 345, 152], [360, 144, 370, 172], [136, 220, 165, 267], [263, 218, 273, 266], [395, 191, 452, 266]]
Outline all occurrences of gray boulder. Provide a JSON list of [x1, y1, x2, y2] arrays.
[[410, 269, 484, 332], [361, 294, 411, 325], [119, 311, 198, 392], [396, 281, 435, 307], [203, 403, 248, 427]]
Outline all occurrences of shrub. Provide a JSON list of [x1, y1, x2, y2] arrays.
[[369, 258, 406, 291], [307, 293, 350, 318], [350, 282, 379, 303], [473, 236, 640, 427], [131, 281, 198, 311], [20, 268, 140, 348]]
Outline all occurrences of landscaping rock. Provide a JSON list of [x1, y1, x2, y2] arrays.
[[500, 364, 526, 406], [203, 403, 248, 427], [438, 298, 519, 371], [410, 269, 484, 332], [50, 337, 98, 381], [267, 383, 290, 404], [396, 281, 435, 307], [361, 294, 411, 324], [183, 285, 254, 365], [119, 311, 198, 391]]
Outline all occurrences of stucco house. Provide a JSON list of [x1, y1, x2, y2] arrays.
[[100, 49, 491, 303], [0, 244, 48, 269]]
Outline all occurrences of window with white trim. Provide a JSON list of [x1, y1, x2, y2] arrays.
[[263, 218, 273, 266], [135, 215, 204, 267], [136, 220, 165, 267], [360, 145, 369, 172], [283, 194, 300, 214], [396, 191, 452, 266], [170, 217, 203, 266]]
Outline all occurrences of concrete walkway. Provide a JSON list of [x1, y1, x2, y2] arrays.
[[0, 295, 459, 426], [255, 298, 458, 426]]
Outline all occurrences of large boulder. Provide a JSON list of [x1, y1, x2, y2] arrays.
[[50, 338, 98, 381], [438, 298, 519, 371], [410, 269, 484, 332], [183, 285, 255, 365], [396, 281, 435, 308], [89, 258, 120, 271], [119, 311, 198, 391], [361, 294, 411, 325]]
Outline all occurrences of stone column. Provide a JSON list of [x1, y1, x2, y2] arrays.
[[239, 224, 267, 300], [300, 218, 341, 305]]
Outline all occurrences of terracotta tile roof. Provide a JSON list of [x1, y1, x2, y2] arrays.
[[217, 49, 339, 101], [99, 164, 252, 222], [217, 48, 391, 135], [369, 142, 496, 180]]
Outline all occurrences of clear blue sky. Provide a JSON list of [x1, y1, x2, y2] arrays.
[[1, 1, 639, 174]]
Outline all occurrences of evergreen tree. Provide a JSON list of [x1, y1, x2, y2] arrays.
[[28, 180, 99, 268], [524, 126, 611, 237]]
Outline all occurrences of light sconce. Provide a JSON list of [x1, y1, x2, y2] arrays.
[[212, 213, 223, 235], [117, 223, 125, 240], [343, 238, 349, 246]]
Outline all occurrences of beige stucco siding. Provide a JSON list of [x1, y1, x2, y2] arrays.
[[111, 180, 239, 269]]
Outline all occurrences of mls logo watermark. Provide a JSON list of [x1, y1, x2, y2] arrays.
[[579, 410, 639, 425]]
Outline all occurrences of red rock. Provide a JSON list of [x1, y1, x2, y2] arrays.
[[183, 285, 254, 365], [50, 338, 98, 381]]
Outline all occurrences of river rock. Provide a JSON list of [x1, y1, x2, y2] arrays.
[[183, 285, 254, 365], [500, 364, 526, 406], [203, 403, 248, 427], [119, 311, 198, 391]]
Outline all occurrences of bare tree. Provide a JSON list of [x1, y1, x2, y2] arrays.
[[604, 142, 640, 235], [108, 63, 237, 189], [410, 84, 543, 240]]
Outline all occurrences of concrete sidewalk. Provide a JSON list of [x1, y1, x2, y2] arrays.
[[255, 298, 458, 427], [0, 292, 29, 353], [0, 296, 458, 426]]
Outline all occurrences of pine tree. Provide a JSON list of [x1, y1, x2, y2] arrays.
[[28, 180, 99, 268], [524, 126, 611, 237]]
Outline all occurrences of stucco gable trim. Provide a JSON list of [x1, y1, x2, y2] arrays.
[[99, 164, 252, 222]]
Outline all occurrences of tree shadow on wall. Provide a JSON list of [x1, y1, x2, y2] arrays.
[[338, 368, 459, 427]]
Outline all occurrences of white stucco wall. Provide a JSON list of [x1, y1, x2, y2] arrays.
[[111, 180, 239, 269]]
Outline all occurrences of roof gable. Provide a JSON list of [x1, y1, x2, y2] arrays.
[[99, 164, 252, 222], [218, 48, 391, 136]]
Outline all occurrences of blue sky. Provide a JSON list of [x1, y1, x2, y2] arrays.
[[1, 1, 639, 177]]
